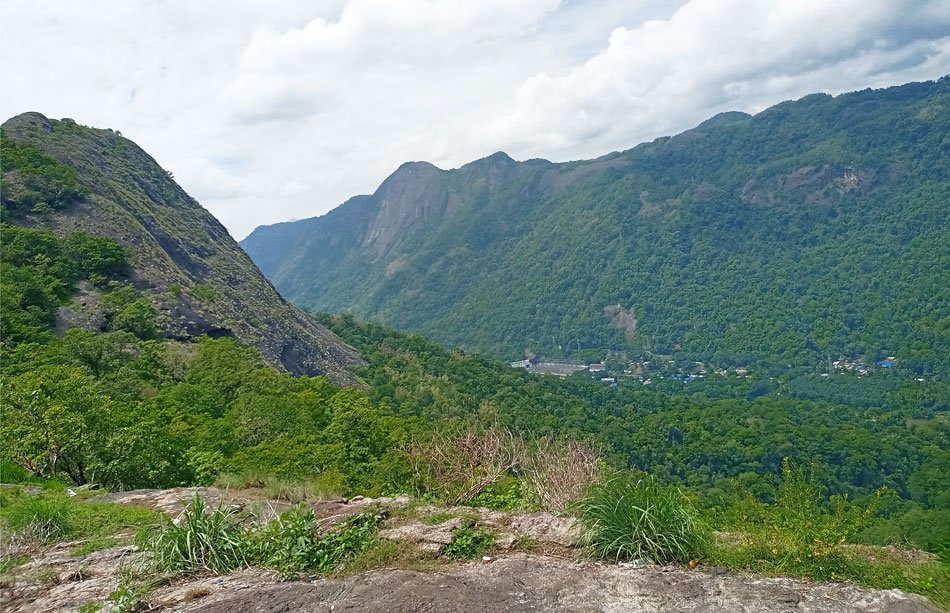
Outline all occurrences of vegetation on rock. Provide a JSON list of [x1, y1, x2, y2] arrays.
[[1, 114, 361, 383]]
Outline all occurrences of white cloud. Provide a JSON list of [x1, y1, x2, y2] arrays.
[[1, 0, 947, 239], [478, 0, 950, 159]]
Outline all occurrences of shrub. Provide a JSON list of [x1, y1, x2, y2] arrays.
[[521, 436, 603, 513], [248, 506, 383, 578], [444, 525, 496, 559], [467, 476, 531, 511], [709, 459, 884, 579], [574, 472, 709, 564], [404, 426, 523, 505], [145, 494, 248, 573]]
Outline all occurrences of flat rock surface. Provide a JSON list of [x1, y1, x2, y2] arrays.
[[180, 554, 937, 613]]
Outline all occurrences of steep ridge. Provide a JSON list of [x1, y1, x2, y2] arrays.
[[242, 78, 950, 373], [1, 112, 362, 384]]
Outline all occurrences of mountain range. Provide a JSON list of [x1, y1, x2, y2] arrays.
[[242, 78, 950, 374]]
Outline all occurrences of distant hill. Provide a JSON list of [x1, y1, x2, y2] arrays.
[[1, 112, 362, 384], [242, 78, 950, 375]]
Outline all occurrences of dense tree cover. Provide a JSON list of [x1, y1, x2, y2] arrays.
[[0, 224, 132, 344], [245, 78, 950, 375], [316, 314, 949, 552], [0, 128, 88, 214], [1, 331, 414, 494], [1, 217, 946, 553]]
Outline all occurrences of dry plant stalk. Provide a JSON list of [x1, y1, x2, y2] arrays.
[[521, 436, 602, 513], [405, 426, 524, 505]]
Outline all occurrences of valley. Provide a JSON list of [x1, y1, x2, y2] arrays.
[[1, 80, 947, 612]]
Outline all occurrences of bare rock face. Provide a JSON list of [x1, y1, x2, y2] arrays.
[[181, 554, 938, 613], [508, 512, 581, 547], [1, 543, 142, 613]]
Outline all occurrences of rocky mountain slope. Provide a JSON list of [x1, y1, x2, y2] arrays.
[[1, 112, 362, 384], [242, 78, 949, 373]]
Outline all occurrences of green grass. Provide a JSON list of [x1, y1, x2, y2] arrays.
[[145, 493, 384, 578], [145, 493, 248, 573], [422, 511, 456, 525], [249, 506, 383, 578], [0, 553, 28, 574], [213, 471, 343, 502], [444, 525, 496, 559], [0, 489, 157, 544], [336, 539, 434, 575], [71, 536, 121, 557], [573, 472, 709, 564], [2, 496, 73, 541]]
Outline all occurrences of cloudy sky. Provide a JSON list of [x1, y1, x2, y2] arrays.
[[2, 1, 948, 239]]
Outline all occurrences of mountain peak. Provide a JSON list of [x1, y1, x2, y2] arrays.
[[2, 111, 55, 134], [695, 111, 752, 130], [1, 115, 364, 384], [461, 150, 516, 172]]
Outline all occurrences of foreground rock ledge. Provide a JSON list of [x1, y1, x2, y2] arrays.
[[178, 554, 935, 613]]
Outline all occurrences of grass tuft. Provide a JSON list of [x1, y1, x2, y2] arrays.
[[145, 493, 248, 573], [574, 472, 708, 564], [2, 497, 73, 542]]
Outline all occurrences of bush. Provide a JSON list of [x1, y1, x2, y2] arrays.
[[146, 494, 248, 573], [404, 426, 523, 505], [467, 477, 532, 511], [574, 472, 709, 564], [444, 525, 496, 559], [248, 506, 383, 578], [521, 436, 603, 513], [709, 459, 883, 579]]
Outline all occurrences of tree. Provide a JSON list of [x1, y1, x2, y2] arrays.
[[0, 365, 110, 483]]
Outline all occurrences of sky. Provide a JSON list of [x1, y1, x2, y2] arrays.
[[2, 1, 948, 239]]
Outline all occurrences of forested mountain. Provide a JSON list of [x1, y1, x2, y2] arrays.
[[243, 78, 950, 375], [1, 112, 362, 384], [0, 108, 946, 568]]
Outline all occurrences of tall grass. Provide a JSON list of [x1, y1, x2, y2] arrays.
[[2, 497, 74, 542], [574, 472, 709, 564], [0, 489, 158, 545], [145, 494, 383, 578], [146, 494, 248, 573]]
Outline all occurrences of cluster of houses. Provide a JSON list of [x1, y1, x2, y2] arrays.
[[513, 350, 904, 385], [509, 356, 618, 383], [830, 356, 896, 376], [510, 356, 746, 386], [510, 356, 593, 378]]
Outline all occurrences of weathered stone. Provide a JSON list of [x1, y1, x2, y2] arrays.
[[379, 517, 466, 546], [508, 513, 581, 547], [181, 554, 939, 613]]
